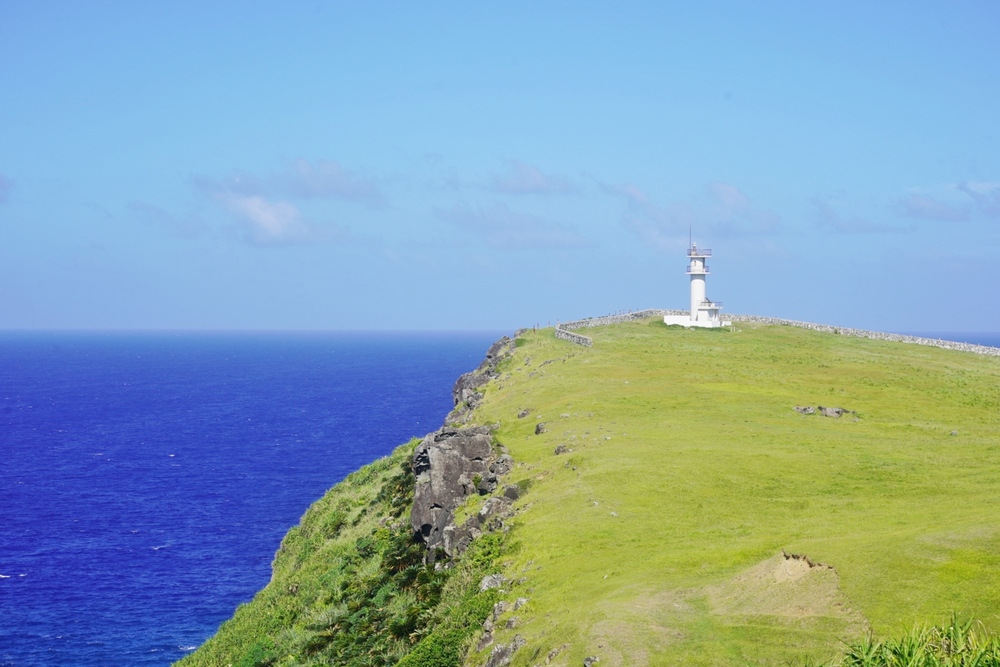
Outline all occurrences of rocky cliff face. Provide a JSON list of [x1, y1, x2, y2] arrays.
[[412, 335, 518, 559], [410, 426, 514, 558], [448, 336, 515, 424]]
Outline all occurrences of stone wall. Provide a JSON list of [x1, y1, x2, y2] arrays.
[[726, 314, 1000, 357], [553, 328, 594, 347], [550, 309, 1000, 357], [554, 309, 685, 347]]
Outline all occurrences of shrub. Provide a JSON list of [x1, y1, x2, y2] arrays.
[[839, 615, 1000, 667]]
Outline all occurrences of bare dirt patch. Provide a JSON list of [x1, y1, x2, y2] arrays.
[[577, 552, 868, 666], [707, 551, 865, 625]]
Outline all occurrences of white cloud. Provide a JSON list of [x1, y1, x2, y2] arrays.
[[193, 162, 365, 245], [437, 202, 590, 250], [217, 193, 346, 246]]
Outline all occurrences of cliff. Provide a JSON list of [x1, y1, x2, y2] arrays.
[[178, 316, 1000, 667], [176, 336, 526, 667]]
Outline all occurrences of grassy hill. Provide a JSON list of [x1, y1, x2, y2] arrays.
[[180, 318, 1000, 666], [469, 319, 1000, 666]]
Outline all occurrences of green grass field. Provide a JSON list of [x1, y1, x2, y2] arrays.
[[470, 319, 1000, 667]]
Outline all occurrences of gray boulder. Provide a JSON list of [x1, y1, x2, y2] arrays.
[[479, 496, 512, 521], [477, 631, 495, 651], [411, 426, 495, 552], [490, 600, 509, 621], [546, 645, 568, 664], [479, 574, 506, 591], [484, 635, 525, 667]]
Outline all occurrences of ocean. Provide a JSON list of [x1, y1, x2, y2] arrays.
[[0, 332, 502, 667]]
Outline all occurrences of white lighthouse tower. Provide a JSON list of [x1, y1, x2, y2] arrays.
[[663, 240, 731, 328]]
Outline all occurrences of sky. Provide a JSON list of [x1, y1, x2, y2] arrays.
[[1, 2, 998, 331]]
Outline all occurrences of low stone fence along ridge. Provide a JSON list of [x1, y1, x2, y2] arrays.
[[550, 310, 1000, 357], [553, 309, 683, 347]]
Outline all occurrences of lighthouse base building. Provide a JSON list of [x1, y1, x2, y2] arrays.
[[663, 242, 732, 329]]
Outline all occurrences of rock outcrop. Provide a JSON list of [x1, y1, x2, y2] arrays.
[[410, 336, 520, 559], [411, 426, 514, 557], [794, 405, 854, 417], [483, 635, 525, 667], [449, 336, 516, 424]]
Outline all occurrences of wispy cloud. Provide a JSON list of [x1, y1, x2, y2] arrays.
[[0, 173, 12, 203], [706, 182, 782, 235], [489, 161, 576, 195], [437, 202, 590, 250], [813, 197, 909, 234], [898, 193, 969, 222], [130, 201, 207, 239], [194, 159, 382, 206], [193, 161, 368, 245], [609, 184, 697, 250], [284, 159, 382, 203], [958, 182, 1000, 217], [606, 181, 780, 249], [216, 193, 348, 246]]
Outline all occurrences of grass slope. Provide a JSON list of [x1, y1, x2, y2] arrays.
[[176, 441, 511, 667], [472, 320, 1000, 666]]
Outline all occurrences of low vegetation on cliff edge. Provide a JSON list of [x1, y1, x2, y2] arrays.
[[176, 440, 515, 667]]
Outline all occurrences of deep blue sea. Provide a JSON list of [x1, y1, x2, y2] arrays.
[[0, 331, 502, 667]]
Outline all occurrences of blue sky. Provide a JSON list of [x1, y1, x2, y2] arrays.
[[1, 2, 998, 331]]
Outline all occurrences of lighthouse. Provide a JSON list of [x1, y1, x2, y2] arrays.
[[663, 241, 731, 328]]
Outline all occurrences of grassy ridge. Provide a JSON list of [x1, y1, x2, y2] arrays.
[[471, 320, 1000, 666], [176, 441, 512, 667]]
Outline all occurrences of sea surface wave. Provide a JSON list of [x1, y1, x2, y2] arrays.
[[0, 331, 501, 667]]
